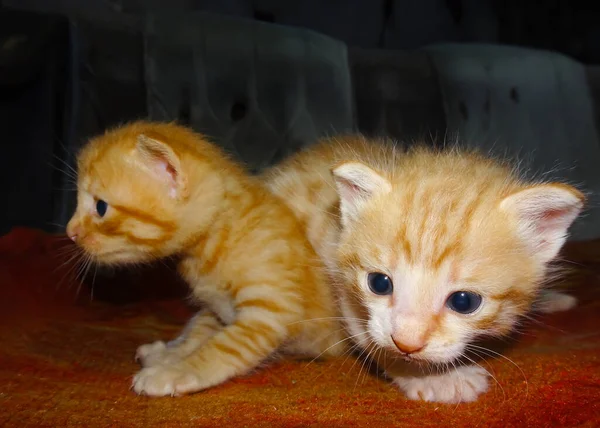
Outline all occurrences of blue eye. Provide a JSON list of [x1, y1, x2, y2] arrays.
[[367, 272, 393, 295], [446, 291, 482, 314], [96, 199, 108, 217]]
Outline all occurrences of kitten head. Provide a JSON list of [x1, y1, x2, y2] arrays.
[[66, 121, 221, 265], [332, 148, 584, 365]]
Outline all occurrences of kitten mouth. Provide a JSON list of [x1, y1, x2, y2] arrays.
[[390, 336, 425, 360], [389, 349, 428, 365], [387, 346, 418, 362]]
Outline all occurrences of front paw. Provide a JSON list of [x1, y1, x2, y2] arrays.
[[132, 364, 203, 397], [394, 365, 489, 403]]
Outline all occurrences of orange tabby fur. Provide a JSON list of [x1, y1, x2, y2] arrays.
[[66, 121, 345, 397], [263, 135, 584, 403]]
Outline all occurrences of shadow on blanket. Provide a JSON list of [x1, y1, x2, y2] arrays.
[[1, 227, 599, 427]]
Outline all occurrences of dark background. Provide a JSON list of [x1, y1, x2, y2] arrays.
[[1, 0, 599, 236]]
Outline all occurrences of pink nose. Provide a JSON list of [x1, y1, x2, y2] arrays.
[[66, 222, 80, 242], [391, 336, 424, 355]]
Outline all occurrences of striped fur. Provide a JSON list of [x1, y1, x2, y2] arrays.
[[263, 136, 584, 403], [66, 121, 345, 397]]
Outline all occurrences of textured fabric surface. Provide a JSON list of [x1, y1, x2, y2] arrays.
[[144, 11, 354, 172], [9, 0, 600, 64], [1, 228, 599, 427], [349, 47, 446, 143]]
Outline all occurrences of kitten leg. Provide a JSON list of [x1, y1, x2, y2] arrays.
[[135, 310, 223, 367], [392, 365, 489, 404], [132, 307, 292, 396], [534, 290, 578, 314]]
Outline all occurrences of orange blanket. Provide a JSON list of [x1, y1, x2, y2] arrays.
[[1, 228, 599, 427]]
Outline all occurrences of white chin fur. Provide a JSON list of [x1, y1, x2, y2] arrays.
[[414, 344, 466, 365]]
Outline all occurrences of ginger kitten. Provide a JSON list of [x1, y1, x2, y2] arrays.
[[66, 121, 344, 396], [263, 136, 584, 403]]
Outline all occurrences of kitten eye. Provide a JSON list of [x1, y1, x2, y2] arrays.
[[446, 291, 482, 314], [96, 199, 108, 217], [367, 272, 393, 295]]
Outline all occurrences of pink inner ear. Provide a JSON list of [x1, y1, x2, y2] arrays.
[[542, 207, 569, 220], [347, 182, 362, 195], [524, 202, 580, 258], [340, 179, 370, 200], [164, 162, 177, 182], [536, 207, 572, 232], [154, 157, 177, 183], [503, 185, 583, 262], [154, 159, 178, 198]]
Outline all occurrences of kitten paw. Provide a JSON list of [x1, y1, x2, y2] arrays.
[[132, 365, 202, 397], [394, 365, 489, 403]]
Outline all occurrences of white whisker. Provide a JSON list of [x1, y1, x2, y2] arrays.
[[466, 344, 528, 398], [304, 331, 370, 367]]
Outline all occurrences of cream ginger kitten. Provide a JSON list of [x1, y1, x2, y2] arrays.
[[263, 136, 584, 403], [66, 121, 344, 397]]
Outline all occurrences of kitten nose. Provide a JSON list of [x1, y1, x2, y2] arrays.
[[66, 222, 80, 242], [391, 335, 424, 355]]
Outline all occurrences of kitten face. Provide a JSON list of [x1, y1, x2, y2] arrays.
[[332, 153, 584, 365], [66, 125, 194, 265], [339, 202, 534, 364]]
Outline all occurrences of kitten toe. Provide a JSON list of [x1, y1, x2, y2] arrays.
[[132, 366, 174, 397], [132, 365, 202, 397], [135, 340, 168, 367], [394, 365, 489, 403]]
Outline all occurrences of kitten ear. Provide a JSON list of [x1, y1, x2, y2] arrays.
[[136, 134, 188, 199], [500, 184, 584, 263], [332, 162, 391, 227]]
